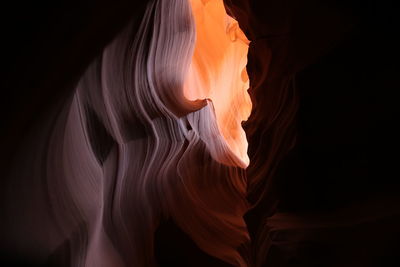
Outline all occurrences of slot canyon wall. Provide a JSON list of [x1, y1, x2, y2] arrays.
[[1, 0, 399, 266]]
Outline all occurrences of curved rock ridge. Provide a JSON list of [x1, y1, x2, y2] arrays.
[[2, 0, 252, 266]]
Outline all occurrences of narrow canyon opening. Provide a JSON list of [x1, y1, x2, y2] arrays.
[[185, 0, 252, 167]]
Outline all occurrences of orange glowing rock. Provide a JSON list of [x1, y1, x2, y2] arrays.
[[185, 0, 252, 167]]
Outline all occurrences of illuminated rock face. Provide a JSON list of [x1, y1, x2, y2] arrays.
[[74, 1, 251, 264], [2, 0, 251, 266], [185, 0, 252, 167]]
